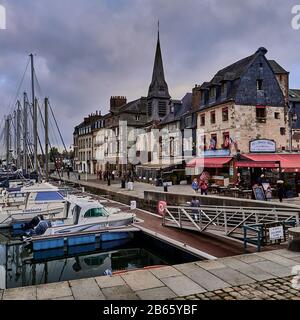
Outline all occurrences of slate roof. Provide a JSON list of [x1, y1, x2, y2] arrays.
[[161, 93, 192, 125], [118, 97, 147, 114], [268, 60, 288, 74], [289, 89, 300, 102], [209, 53, 255, 84], [198, 47, 288, 109], [202, 48, 287, 89]]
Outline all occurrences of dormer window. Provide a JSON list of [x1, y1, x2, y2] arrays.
[[257, 79, 263, 91], [209, 87, 216, 100], [221, 83, 227, 97]]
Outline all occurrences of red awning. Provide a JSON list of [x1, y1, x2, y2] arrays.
[[187, 157, 232, 168], [239, 154, 300, 171], [235, 161, 279, 168]]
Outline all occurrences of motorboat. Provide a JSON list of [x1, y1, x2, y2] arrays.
[[0, 182, 66, 228], [40, 196, 136, 236]]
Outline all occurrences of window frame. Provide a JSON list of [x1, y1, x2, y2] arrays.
[[210, 111, 216, 124], [222, 107, 229, 122]]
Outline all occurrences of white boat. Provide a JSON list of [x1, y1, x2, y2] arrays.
[[41, 196, 136, 236], [0, 182, 66, 228]]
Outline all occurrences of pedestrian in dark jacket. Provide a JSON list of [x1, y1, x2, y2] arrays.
[[277, 182, 284, 202]]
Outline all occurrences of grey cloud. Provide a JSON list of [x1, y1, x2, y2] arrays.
[[0, 0, 299, 149]]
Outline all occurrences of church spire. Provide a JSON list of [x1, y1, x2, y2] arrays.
[[148, 22, 170, 99]]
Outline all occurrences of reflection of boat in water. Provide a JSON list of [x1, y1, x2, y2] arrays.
[[1, 240, 168, 289]]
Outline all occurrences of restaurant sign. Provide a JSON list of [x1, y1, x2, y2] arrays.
[[249, 139, 276, 153]]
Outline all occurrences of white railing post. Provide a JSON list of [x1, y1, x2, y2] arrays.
[[179, 208, 182, 228], [224, 210, 228, 235]]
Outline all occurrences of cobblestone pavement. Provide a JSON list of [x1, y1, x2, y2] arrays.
[[175, 276, 300, 300]]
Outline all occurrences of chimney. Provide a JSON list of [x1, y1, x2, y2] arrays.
[[110, 96, 127, 113]]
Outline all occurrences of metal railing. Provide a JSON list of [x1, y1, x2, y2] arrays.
[[163, 205, 300, 239]]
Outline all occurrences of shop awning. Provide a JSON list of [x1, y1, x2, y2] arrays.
[[187, 157, 232, 168], [237, 154, 300, 171], [235, 161, 279, 168]]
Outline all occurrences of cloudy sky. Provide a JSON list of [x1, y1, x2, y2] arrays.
[[0, 0, 300, 149]]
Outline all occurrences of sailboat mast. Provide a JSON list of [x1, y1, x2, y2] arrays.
[[45, 97, 49, 181], [16, 101, 21, 168], [30, 53, 38, 172], [5, 116, 10, 169], [23, 92, 28, 173]]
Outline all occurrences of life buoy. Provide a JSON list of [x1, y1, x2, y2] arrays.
[[157, 201, 167, 216]]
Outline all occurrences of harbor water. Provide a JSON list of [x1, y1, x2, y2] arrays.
[[0, 230, 200, 290]]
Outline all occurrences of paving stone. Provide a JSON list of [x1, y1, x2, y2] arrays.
[[290, 256, 300, 263], [256, 252, 298, 267], [150, 266, 182, 279], [161, 275, 206, 296], [174, 263, 230, 291], [102, 285, 139, 300], [37, 281, 72, 300], [219, 257, 274, 281], [121, 270, 164, 291], [195, 259, 226, 270], [52, 296, 75, 300], [251, 261, 292, 278], [209, 267, 256, 286], [3, 286, 37, 300], [210, 295, 222, 300], [95, 275, 125, 288], [136, 287, 177, 300], [70, 278, 105, 300], [229, 254, 266, 264], [273, 249, 300, 259], [204, 292, 215, 297]]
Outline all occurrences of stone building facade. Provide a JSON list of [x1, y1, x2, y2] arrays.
[[195, 47, 290, 154], [289, 89, 300, 151], [73, 112, 102, 174]]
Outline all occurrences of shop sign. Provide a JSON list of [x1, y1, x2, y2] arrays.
[[249, 139, 276, 153], [204, 149, 231, 157]]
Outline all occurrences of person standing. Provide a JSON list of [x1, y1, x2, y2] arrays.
[[192, 178, 199, 193], [200, 179, 208, 195], [277, 181, 284, 202], [190, 197, 200, 221], [265, 186, 272, 201]]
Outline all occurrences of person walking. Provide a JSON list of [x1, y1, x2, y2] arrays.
[[192, 178, 199, 193]]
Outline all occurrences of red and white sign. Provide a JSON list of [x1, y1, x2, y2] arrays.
[[157, 201, 167, 216]]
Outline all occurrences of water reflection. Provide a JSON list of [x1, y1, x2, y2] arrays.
[[0, 237, 168, 289], [0, 230, 199, 290]]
